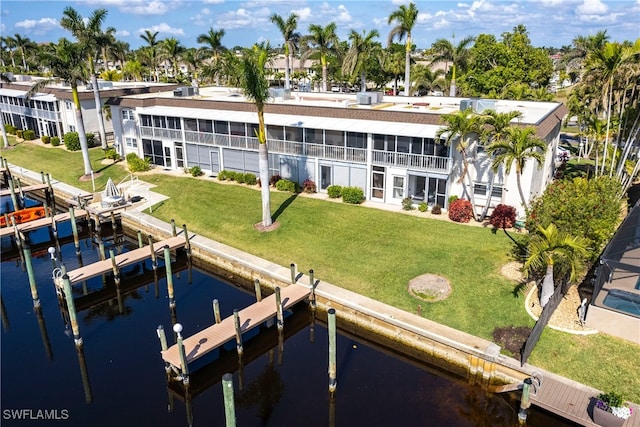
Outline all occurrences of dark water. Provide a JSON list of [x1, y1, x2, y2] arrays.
[[0, 200, 576, 426]]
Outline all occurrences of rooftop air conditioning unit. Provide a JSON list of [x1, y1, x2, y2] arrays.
[[173, 86, 195, 97], [357, 93, 371, 105], [476, 99, 496, 113]]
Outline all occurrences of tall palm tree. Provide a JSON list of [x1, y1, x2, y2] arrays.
[[32, 39, 93, 176], [379, 47, 405, 95], [270, 13, 299, 90], [181, 48, 205, 83], [436, 108, 485, 219], [342, 29, 380, 92], [239, 43, 274, 228], [140, 30, 160, 82], [2, 36, 17, 68], [412, 64, 445, 96], [431, 34, 475, 97], [486, 125, 546, 211], [300, 23, 338, 92], [197, 28, 226, 86], [524, 224, 589, 308], [160, 37, 186, 80], [60, 7, 111, 149], [13, 34, 35, 71], [387, 2, 418, 96]]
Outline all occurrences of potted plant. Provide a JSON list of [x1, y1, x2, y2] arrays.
[[593, 391, 632, 427]]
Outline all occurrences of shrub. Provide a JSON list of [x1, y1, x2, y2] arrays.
[[126, 152, 151, 172], [269, 174, 281, 186], [50, 136, 60, 147], [86, 132, 96, 148], [448, 198, 474, 223], [41, 135, 51, 144], [275, 179, 298, 193], [23, 130, 36, 140], [4, 124, 16, 135], [235, 172, 246, 183], [448, 195, 459, 205], [431, 204, 442, 215], [342, 186, 364, 204], [402, 197, 414, 211], [418, 202, 428, 212], [327, 185, 342, 199], [16, 129, 23, 139], [244, 173, 257, 185], [189, 166, 203, 177], [104, 148, 120, 161], [63, 132, 81, 151], [302, 178, 316, 193], [217, 170, 229, 180], [490, 204, 517, 229]]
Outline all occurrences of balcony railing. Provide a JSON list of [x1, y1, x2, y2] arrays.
[[372, 150, 450, 172], [140, 126, 181, 140]]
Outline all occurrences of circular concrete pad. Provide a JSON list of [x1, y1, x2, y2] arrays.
[[408, 274, 451, 302]]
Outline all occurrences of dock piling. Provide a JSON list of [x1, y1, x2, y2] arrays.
[[23, 244, 40, 308], [233, 309, 243, 355], [171, 219, 177, 237], [98, 241, 106, 261], [328, 308, 337, 394], [275, 287, 284, 332], [62, 274, 82, 347], [137, 230, 143, 248], [164, 245, 175, 308], [254, 279, 262, 302], [222, 373, 236, 427], [213, 299, 221, 324], [309, 269, 316, 309], [181, 224, 191, 258], [69, 207, 80, 255], [518, 378, 532, 424], [148, 235, 157, 270], [8, 177, 20, 211], [173, 323, 189, 384], [290, 263, 296, 283], [109, 249, 120, 285], [46, 174, 56, 213]]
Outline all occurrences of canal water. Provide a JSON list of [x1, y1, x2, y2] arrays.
[[0, 200, 577, 426]]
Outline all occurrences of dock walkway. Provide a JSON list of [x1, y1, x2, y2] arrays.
[[62, 235, 186, 286], [530, 373, 639, 426], [162, 283, 310, 369], [0, 183, 49, 197], [0, 210, 87, 238]]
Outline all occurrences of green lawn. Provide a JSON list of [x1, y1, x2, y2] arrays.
[[2, 138, 639, 402]]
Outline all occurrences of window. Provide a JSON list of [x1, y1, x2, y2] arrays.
[[153, 115, 166, 128], [125, 137, 137, 148], [122, 110, 135, 121], [214, 120, 227, 134], [393, 176, 404, 199], [324, 130, 343, 146], [267, 125, 284, 141], [184, 118, 198, 131], [140, 114, 152, 127], [284, 126, 303, 142], [166, 116, 181, 130], [346, 132, 366, 148], [396, 136, 410, 153], [65, 101, 73, 110], [305, 128, 322, 144], [229, 122, 245, 136]]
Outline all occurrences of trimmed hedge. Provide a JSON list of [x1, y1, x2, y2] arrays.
[[275, 179, 298, 193], [51, 136, 60, 146], [126, 153, 151, 172], [23, 130, 36, 140], [327, 185, 342, 199], [341, 186, 364, 204], [63, 132, 81, 151], [41, 135, 51, 144]]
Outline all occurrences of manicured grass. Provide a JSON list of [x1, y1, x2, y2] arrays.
[[2, 140, 639, 402]]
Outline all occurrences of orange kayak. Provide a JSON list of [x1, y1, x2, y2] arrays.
[[1, 206, 48, 227]]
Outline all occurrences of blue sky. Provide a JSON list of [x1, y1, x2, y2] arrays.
[[1, 0, 638, 50]]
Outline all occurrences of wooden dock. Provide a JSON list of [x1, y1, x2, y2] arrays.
[[0, 183, 49, 197], [0, 210, 88, 238], [62, 235, 186, 286], [162, 284, 311, 369], [530, 374, 640, 426]]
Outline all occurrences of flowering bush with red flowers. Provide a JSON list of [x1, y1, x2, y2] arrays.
[[448, 198, 474, 223]]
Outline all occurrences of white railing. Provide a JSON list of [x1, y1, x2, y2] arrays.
[[372, 150, 450, 172]]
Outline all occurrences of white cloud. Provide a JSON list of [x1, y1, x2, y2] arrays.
[[15, 17, 59, 31], [117, 30, 130, 37], [292, 7, 312, 21], [335, 4, 353, 23], [138, 22, 184, 36], [215, 8, 253, 30], [202, 0, 224, 3], [201, 8, 211, 15], [576, 0, 608, 14], [122, 1, 170, 15]]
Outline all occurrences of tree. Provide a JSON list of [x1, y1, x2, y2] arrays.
[[524, 224, 589, 308], [486, 125, 546, 211], [239, 43, 274, 228], [60, 7, 111, 149], [342, 29, 380, 92], [412, 64, 445, 95], [13, 34, 35, 71], [160, 37, 186, 80], [197, 28, 226, 86], [387, 2, 418, 96], [436, 108, 485, 219], [431, 34, 475, 97], [140, 30, 160, 82], [378, 46, 404, 95], [270, 13, 299, 91], [32, 39, 93, 176], [300, 23, 338, 92]]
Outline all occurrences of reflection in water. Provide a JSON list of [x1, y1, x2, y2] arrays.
[[76, 344, 93, 404], [1, 296, 9, 332], [235, 357, 284, 424], [35, 305, 53, 360]]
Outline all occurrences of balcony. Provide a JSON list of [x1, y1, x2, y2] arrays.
[[372, 150, 450, 173]]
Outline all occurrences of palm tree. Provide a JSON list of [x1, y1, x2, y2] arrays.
[[486, 125, 546, 211], [342, 29, 380, 92], [60, 7, 111, 149], [2, 36, 17, 68], [412, 64, 445, 95], [524, 224, 589, 308], [387, 2, 418, 96], [270, 13, 300, 90], [32, 39, 93, 176], [436, 108, 485, 219], [181, 48, 205, 83], [140, 30, 160, 82], [160, 37, 186, 80], [431, 34, 475, 97], [379, 47, 405, 95], [300, 23, 338, 92], [196, 28, 226, 86], [239, 43, 275, 228]]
